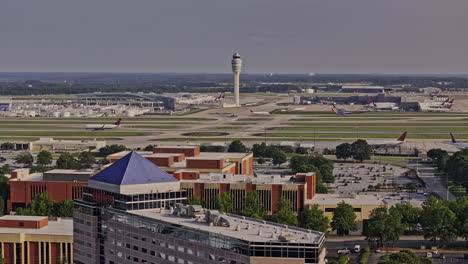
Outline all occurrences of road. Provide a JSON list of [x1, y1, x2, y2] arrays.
[[413, 162, 456, 201]]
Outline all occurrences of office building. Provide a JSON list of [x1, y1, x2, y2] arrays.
[[107, 146, 253, 175], [74, 151, 326, 264], [31, 137, 107, 152], [7, 169, 92, 213], [177, 172, 316, 214], [0, 215, 73, 264]]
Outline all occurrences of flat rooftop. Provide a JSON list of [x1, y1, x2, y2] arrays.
[[181, 173, 306, 185], [0, 215, 46, 221], [109, 151, 250, 160], [44, 169, 94, 175], [310, 193, 424, 207], [0, 218, 73, 236], [134, 209, 324, 244]]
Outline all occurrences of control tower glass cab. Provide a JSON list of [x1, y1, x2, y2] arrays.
[[232, 53, 242, 72]]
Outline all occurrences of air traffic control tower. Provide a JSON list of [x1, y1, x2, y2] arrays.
[[232, 53, 242, 107]]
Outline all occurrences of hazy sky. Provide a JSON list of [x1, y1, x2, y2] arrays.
[[1, 0, 468, 74]]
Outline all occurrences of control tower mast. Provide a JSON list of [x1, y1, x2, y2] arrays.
[[231, 53, 242, 107]]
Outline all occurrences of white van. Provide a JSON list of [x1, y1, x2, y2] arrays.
[[354, 245, 361, 253]]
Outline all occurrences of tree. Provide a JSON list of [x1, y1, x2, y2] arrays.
[[271, 197, 298, 226], [303, 204, 329, 233], [56, 153, 80, 169], [54, 200, 73, 217], [187, 195, 203, 206], [335, 143, 353, 160], [420, 196, 457, 247], [389, 202, 421, 230], [200, 145, 225, 152], [295, 146, 308, 154], [98, 145, 127, 157], [15, 152, 33, 166], [0, 197, 4, 216], [381, 249, 434, 264], [0, 142, 14, 150], [143, 144, 154, 151], [351, 139, 372, 162], [78, 152, 95, 168], [29, 165, 48, 173], [29, 192, 54, 216], [0, 164, 11, 175], [227, 140, 247, 153], [272, 151, 287, 167], [252, 143, 268, 157], [331, 201, 357, 236], [214, 192, 234, 213], [427, 148, 448, 160], [36, 150, 53, 166], [257, 157, 266, 164], [242, 191, 267, 220], [447, 196, 468, 240], [364, 206, 404, 247]]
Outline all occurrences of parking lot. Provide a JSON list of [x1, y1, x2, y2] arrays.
[[329, 162, 427, 206]]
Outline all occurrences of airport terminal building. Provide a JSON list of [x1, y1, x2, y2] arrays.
[[74, 151, 326, 264]]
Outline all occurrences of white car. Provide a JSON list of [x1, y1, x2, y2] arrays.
[[354, 245, 361, 253], [426, 252, 432, 258]]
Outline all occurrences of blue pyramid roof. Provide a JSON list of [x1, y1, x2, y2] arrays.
[[90, 151, 177, 185]]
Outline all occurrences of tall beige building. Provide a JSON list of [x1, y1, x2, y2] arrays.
[[232, 53, 242, 106]]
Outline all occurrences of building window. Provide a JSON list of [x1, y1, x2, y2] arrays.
[[196, 251, 204, 257], [142, 248, 147, 253], [168, 244, 175, 250], [159, 253, 166, 259], [353, 208, 362, 212], [186, 249, 194, 255], [325, 208, 335, 212], [168, 255, 175, 262], [19, 222, 24, 227], [177, 259, 184, 264], [177, 246, 184, 252], [150, 250, 155, 256]]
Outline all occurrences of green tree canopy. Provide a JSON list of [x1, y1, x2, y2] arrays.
[[420, 196, 457, 247], [364, 206, 404, 247], [143, 144, 154, 151], [271, 197, 298, 226], [15, 152, 34, 166], [381, 249, 434, 264], [56, 153, 80, 169], [331, 201, 357, 236], [214, 192, 234, 213], [98, 145, 128, 157], [0, 142, 14, 150], [187, 195, 203, 206], [242, 191, 267, 220], [15, 192, 73, 217], [227, 140, 247, 153], [303, 204, 329, 233], [78, 152, 96, 168], [272, 151, 287, 167], [427, 148, 448, 160], [389, 202, 421, 229], [351, 139, 372, 162], [37, 150, 53, 166], [335, 143, 353, 160]]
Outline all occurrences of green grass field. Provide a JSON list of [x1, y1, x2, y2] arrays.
[[0, 117, 215, 121], [155, 137, 345, 142], [257, 132, 465, 139], [287, 122, 468, 127], [211, 127, 242, 130], [182, 132, 229, 137], [128, 125, 179, 129], [236, 118, 271, 121], [289, 117, 411, 121], [270, 126, 468, 132], [0, 131, 152, 137], [0, 125, 76, 130]]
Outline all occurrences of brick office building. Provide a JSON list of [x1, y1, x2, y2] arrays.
[[0, 215, 73, 264], [7, 169, 93, 213], [73, 151, 326, 264], [107, 146, 253, 175], [176, 172, 316, 214]]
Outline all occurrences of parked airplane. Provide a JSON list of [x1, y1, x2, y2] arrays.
[[85, 118, 122, 130], [366, 132, 407, 147], [331, 107, 352, 115], [450, 133, 468, 149], [250, 110, 270, 115]]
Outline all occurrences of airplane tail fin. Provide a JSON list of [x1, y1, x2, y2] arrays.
[[450, 133, 457, 143], [331, 107, 338, 114], [397, 132, 407, 142], [250, 110, 253, 113], [115, 118, 122, 126], [450, 99, 454, 104]]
